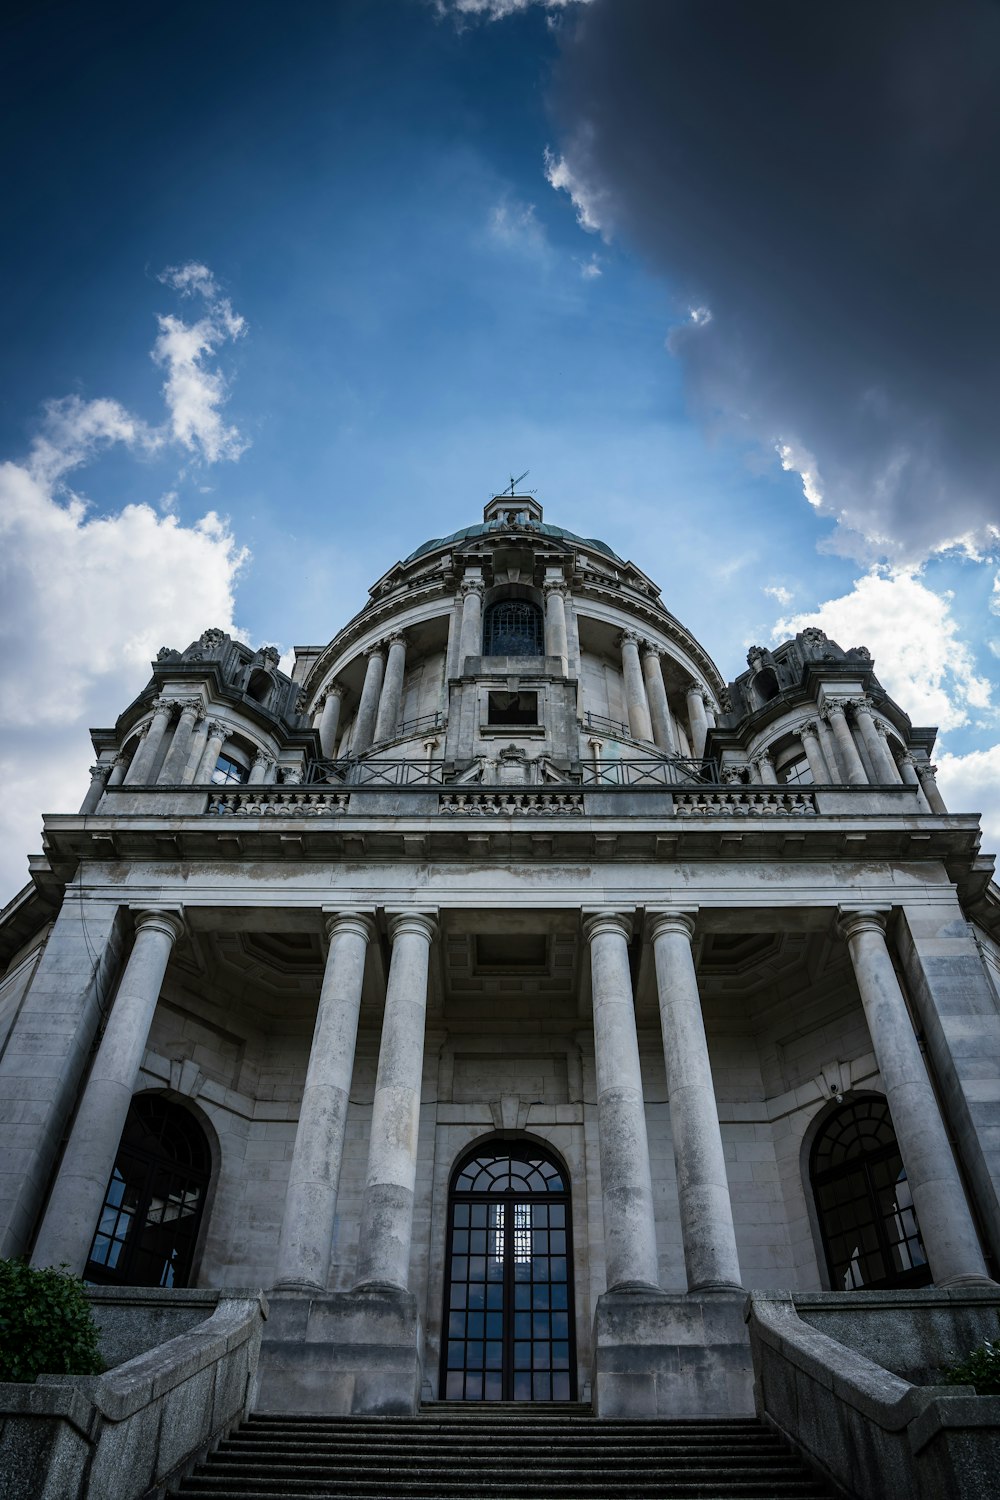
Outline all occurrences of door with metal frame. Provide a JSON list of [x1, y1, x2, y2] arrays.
[[441, 1141, 576, 1402]]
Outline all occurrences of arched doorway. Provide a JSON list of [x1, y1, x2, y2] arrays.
[[85, 1094, 211, 1288], [810, 1095, 931, 1290], [441, 1140, 576, 1402]]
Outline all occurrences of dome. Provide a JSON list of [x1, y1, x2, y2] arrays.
[[404, 518, 622, 565]]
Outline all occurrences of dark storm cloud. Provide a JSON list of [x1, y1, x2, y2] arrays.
[[550, 0, 1000, 561]]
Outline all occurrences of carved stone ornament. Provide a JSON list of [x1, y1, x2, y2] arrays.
[[252, 750, 274, 769], [386, 630, 406, 647], [543, 579, 568, 598], [198, 627, 227, 650], [619, 629, 641, 647], [461, 578, 485, 598], [259, 645, 281, 668], [800, 627, 827, 647], [851, 644, 873, 661], [88, 763, 111, 783], [640, 640, 662, 660], [156, 645, 178, 661], [746, 645, 767, 670]]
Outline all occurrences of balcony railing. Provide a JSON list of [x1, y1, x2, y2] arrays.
[[673, 788, 818, 817], [308, 758, 454, 787], [579, 757, 718, 787]]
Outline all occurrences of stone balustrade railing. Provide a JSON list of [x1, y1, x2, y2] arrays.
[[209, 788, 350, 816], [673, 788, 818, 817], [439, 790, 586, 816]]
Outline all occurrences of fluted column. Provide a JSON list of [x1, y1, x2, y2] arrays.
[[824, 702, 868, 785], [247, 750, 272, 785], [159, 699, 203, 783], [275, 912, 376, 1291], [641, 645, 677, 754], [686, 686, 710, 759], [544, 582, 569, 670], [648, 911, 742, 1292], [106, 753, 128, 788], [32, 908, 185, 1273], [874, 721, 904, 783], [619, 631, 654, 744], [123, 697, 173, 783], [374, 632, 407, 744], [196, 719, 228, 782], [752, 749, 778, 785], [851, 699, 898, 783], [317, 684, 345, 759], [916, 760, 948, 814], [80, 763, 112, 814], [898, 753, 932, 811], [583, 910, 660, 1292], [352, 644, 387, 755], [799, 719, 830, 782], [355, 910, 438, 1291], [815, 714, 843, 782], [458, 580, 485, 666], [838, 910, 991, 1286]]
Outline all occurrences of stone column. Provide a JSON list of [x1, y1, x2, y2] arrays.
[[196, 719, 228, 782], [79, 763, 112, 815], [275, 911, 376, 1292], [182, 716, 211, 783], [916, 760, 948, 814], [32, 908, 185, 1273], [851, 699, 898, 783], [374, 632, 407, 744], [246, 750, 272, 785], [686, 686, 710, 759], [355, 910, 438, 1291], [352, 645, 387, 755], [159, 699, 203, 783], [458, 580, 485, 666], [619, 632, 654, 744], [815, 714, 843, 783], [317, 685, 345, 760], [874, 721, 904, 783], [752, 749, 778, 785], [838, 910, 991, 1286], [583, 911, 660, 1292], [898, 753, 932, 811], [799, 719, 830, 782], [648, 912, 742, 1292], [544, 582, 569, 670], [642, 645, 677, 754], [123, 697, 173, 783], [824, 702, 868, 785], [106, 753, 128, 788]]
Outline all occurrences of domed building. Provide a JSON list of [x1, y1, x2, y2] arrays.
[[2, 495, 999, 1493]]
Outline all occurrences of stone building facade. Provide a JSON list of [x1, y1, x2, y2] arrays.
[[1, 494, 998, 1418]]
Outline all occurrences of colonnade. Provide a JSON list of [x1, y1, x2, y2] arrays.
[[107, 696, 280, 795], [748, 696, 947, 808], [31, 901, 989, 1294], [618, 631, 715, 758]]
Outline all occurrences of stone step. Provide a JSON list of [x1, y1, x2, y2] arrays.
[[219, 1441, 793, 1460], [202, 1457, 807, 1477]]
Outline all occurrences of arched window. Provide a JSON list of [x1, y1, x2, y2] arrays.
[[483, 599, 544, 658], [441, 1140, 575, 1403], [86, 1095, 211, 1288], [810, 1097, 930, 1291]]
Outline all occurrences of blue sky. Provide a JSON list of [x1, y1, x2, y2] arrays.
[[2, 0, 999, 898]]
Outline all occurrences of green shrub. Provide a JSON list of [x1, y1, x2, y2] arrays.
[[0, 1258, 104, 1383], [941, 1338, 1000, 1396]]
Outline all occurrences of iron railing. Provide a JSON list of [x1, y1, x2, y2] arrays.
[[579, 757, 718, 787]]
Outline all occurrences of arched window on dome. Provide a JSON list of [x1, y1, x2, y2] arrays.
[[809, 1096, 930, 1291], [483, 599, 544, 658], [85, 1094, 212, 1288]]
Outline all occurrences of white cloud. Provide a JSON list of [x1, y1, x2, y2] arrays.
[[775, 569, 993, 732], [544, 146, 608, 235], [153, 263, 247, 462], [437, 0, 591, 19], [489, 197, 548, 255], [777, 439, 823, 509], [0, 264, 252, 901], [579, 253, 602, 279], [764, 584, 793, 607], [936, 745, 1000, 859]]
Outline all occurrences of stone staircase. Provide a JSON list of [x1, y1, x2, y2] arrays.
[[169, 1404, 835, 1498]]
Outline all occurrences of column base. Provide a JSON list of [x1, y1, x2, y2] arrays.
[[256, 1285, 422, 1416], [933, 1274, 999, 1290], [592, 1287, 753, 1419], [688, 1278, 746, 1295]]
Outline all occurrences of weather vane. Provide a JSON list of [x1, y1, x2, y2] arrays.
[[497, 469, 536, 498]]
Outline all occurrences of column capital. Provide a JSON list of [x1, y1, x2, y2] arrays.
[[618, 629, 641, 649], [318, 682, 346, 708], [874, 718, 893, 739], [582, 908, 634, 944], [799, 717, 821, 738], [364, 641, 387, 662], [823, 699, 849, 722], [322, 909, 377, 944], [543, 578, 568, 598], [130, 907, 186, 944], [175, 697, 204, 720], [837, 906, 891, 942], [640, 639, 662, 660], [88, 762, 112, 785], [915, 759, 939, 781], [646, 909, 697, 944], [204, 717, 228, 738], [252, 749, 274, 770], [111, 751, 129, 768], [386, 629, 407, 648], [386, 908, 439, 944], [461, 578, 485, 599], [849, 695, 875, 719], [150, 693, 174, 715]]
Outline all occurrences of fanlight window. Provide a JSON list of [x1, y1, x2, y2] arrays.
[[86, 1095, 211, 1289], [810, 1097, 930, 1291], [483, 600, 544, 658], [443, 1143, 575, 1402]]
